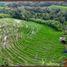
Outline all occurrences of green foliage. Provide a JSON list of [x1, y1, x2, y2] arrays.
[[0, 3, 66, 66], [29, 18, 62, 31]]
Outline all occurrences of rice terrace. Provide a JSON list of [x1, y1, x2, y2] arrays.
[[0, 1, 67, 66]]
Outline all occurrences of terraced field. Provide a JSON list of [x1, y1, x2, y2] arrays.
[[0, 18, 65, 66]]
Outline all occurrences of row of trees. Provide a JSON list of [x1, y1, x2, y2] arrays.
[[9, 7, 67, 23]]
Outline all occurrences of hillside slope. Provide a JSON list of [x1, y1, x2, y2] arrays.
[[0, 18, 64, 66]]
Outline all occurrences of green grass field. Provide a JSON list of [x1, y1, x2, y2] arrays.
[[0, 18, 66, 66], [48, 5, 67, 11]]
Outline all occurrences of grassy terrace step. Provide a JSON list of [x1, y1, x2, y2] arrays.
[[4, 48, 22, 65], [14, 39, 55, 59], [8, 43, 40, 64]]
